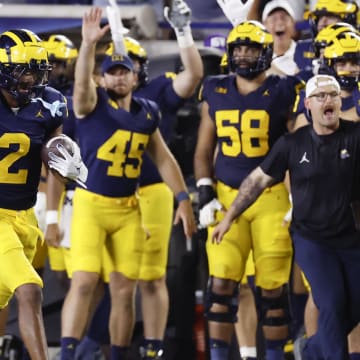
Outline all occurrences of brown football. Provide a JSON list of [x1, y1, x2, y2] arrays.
[[41, 135, 74, 183]]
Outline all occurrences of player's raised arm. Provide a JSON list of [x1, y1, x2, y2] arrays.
[[73, 7, 110, 118], [164, 0, 203, 98]]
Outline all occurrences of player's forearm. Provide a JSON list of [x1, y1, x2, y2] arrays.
[[173, 46, 204, 98], [229, 167, 273, 220], [73, 42, 97, 116]]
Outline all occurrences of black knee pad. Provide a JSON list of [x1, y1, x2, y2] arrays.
[[204, 277, 239, 323], [257, 285, 291, 327]]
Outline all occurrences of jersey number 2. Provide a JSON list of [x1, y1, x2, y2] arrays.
[[216, 109, 269, 157]]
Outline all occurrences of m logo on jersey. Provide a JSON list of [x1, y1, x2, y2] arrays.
[[215, 87, 227, 94], [299, 152, 310, 164]]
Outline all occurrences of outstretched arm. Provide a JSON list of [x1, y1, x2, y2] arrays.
[[164, 0, 203, 98], [212, 167, 274, 243], [73, 7, 110, 118]]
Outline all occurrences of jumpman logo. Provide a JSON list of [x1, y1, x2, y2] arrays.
[[299, 152, 310, 164]]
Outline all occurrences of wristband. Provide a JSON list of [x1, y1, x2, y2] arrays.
[[46, 210, 59, 225], [175, 25, 194, 48], [196, 177, 213, 187], [176, 191, 190, 203]]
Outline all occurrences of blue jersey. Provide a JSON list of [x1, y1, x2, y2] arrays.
[[202, 74, 304, 188], [135, 73, 185, 187], [77, 87, 160, 197], [294, 39, 316, 73], [0, 87, 66, 210]]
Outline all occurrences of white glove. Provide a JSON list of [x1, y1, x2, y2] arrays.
[[48, 140, 88, 188], [216, 0, 252, 27], [164, 0, 191, 32], [34, 192, 47, 233], [199, 198, 223, 228], [164, 0, 194, 47]]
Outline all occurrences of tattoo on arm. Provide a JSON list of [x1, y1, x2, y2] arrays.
[[231, 176, 269, 218]]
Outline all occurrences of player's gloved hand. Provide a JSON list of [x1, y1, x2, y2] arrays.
[[197, 177, 216, 207], [48, 140, 88, 188], [216, 0, 251, 27], [164, 0, 194, 48], [199, 198, 223, 228]]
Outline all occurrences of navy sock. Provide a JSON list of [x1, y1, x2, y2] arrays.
[[110, 345, 129, 360], [87, 284, 111, 344], [350, 354, 360, 360], [291, 293, 308, 338], [209, 338, 229, 360], [61, 337, 79, 360], [140, 339, 164, 359], [75, 336, 101, 359], [265, 339, 286, 360]]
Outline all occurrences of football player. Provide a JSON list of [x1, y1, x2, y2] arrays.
[[41, 34, 80, 291], [75, 2, 203, 359], [294, 0, 358, 72], [194, 20, 304, 360], [59, 7, 196, 360], [0, 28, 84, 360]]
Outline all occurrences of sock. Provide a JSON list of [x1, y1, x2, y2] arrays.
[[265, 339, 286, 360], [209, 338, 229, 360], [350, 354, 360, 360], [75, 336, 101, 359], [110, 345, 129, 360], [61, 337, 79, 360], [87, 284, 111, 344], [291, 293, 308, 338], [140, 339, 164, 359]]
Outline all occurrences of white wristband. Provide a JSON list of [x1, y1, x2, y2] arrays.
[[46, 210, 59, 225], [196, 177, 214, 187], [175, 25, 194, 48]]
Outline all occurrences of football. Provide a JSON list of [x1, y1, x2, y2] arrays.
[[41, 134, 74, 183]]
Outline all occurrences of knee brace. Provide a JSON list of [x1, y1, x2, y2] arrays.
[[204, 277, 239, 323], [257, 285, 291, 327]]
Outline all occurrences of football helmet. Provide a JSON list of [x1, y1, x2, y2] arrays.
[[226, 20, 273, 79], [106, 37, 148, 85], [320, 31, 360, 90], [310, 0, 358, 31], [42, 34, 78, 90], [313, 22, 359, 57], [0, 29, 50, 103]]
